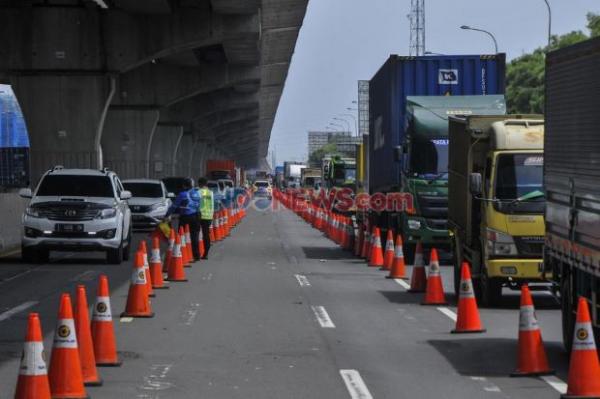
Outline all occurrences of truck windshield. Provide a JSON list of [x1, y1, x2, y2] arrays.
[[410, 138, 449, 178], [494, 153, 544, 214]]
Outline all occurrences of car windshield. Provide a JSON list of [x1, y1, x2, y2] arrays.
[[123, 182, 163, 198], [410, 138, 449, 178], [163, 178, 189, 194], [37, 175, 114, 197], [255, 181, 269, 188]]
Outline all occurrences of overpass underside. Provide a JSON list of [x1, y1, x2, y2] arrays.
[[0, 0, 308, 182]]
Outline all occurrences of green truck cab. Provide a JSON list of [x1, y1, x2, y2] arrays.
[[389, 95, 506, 263]]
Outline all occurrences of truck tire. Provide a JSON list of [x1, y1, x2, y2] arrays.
[[403, 243, 415, 265], [107, 245, 123, 265], [561, 277, 575, 352], [479, 268, 502, 307]]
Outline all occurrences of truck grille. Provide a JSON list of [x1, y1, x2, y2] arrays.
[[130, 205, 152, 213], [514, 236, 544, 257], [417, 194, 448, 219], [425, 218, 448, 230]]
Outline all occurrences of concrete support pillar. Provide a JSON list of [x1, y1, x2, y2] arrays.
[[102, 109, 160, 179], [149, 124, 183, 179], [176, 134, 193, 177], [11, 75, 114, 183]]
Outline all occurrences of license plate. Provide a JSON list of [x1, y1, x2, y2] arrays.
[[55, 223, 84, 233]]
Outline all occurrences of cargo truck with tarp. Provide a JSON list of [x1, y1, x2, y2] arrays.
[[543, 36, 600, 350], [448, 115, 546, 306], [368, 54, 506, 262]]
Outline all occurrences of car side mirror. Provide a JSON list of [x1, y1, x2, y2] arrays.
[[120, 190, 132, 200], [167, 192, 175, 199], [19, 188, 32, 198], [394, 145, 403, 162], [469, 173, 482, 196]]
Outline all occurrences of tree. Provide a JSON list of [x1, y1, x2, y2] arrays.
[[308, 142, 339, 167], [505, 12, 599, 114]]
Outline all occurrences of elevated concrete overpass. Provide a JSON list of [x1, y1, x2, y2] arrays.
[[0, 0, 308, 182]]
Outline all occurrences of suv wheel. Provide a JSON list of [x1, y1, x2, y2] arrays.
[[107, 244, 123, 265]]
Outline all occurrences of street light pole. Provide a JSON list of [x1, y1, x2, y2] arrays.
[[333, 117, 352, 135], [543, 0, 552, 48], [460, 25, 498, 54], [340, 113, 358, 137]]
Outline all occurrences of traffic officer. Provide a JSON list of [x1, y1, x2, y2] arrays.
[[197, 177, 214, 259], [166, 178, 201, 261]]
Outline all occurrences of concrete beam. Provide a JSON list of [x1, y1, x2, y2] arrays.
[[211, 0, 260, 14], [113, 63, 259, 107], [149, 124, 183, 179]]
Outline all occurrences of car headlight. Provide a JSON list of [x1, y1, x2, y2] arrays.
[[486, 228, 518, 256], [407, 219, 421, 230], [97, 208, 117, 219], [25, 207, 40, 218]]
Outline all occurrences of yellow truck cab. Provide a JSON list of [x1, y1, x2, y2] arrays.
[[448, 115, 547, 306]]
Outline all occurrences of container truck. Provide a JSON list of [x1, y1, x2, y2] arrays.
[[206, 160, 235, 183], [300, 168, 321, 189], [448, 115, 546, 306], [368, 54, 506, 262], [544, 36, 600, 350], [283, 161, 306, 189]]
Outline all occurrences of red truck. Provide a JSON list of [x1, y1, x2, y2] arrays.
[[206, 159, 235, 183]]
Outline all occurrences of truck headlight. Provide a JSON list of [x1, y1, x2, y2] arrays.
[[486, 228, 518, 256], [97, 208, 117, 219], [407, 219, 421, 230], [25, 207, 40, 218]]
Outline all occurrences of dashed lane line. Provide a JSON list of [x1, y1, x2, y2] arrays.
[[393, 278, 410, 290], [0, 301, 38, 322], [311, 306, 335, 328], [541, 375, 567, 394], [339, 370, 373, 399], [470, 376, 501, 393], [295, 274, 311, 287], [119, 317, 134, 323], [437, 307, 458, 322]]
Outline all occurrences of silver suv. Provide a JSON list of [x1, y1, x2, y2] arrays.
[[19, 167, 133, 264]]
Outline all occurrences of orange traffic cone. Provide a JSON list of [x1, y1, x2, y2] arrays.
[[14, 313, 51, 399], [91, 275, 121, 366], [452, 262, 485, 333], [198, 227, 206, 258], [164, 228, 175, 272], [408, 242, 427, 293], [178, 226, 189, 265], [166, 232, 188, 282], [209, 223, 215, 242], [139, 241, 154, 297], [562, 297, 600, 397], [121, 251, 154, 318], [354, 224, 363, 257], [511, 284, 553, 377], [150, 237, 168, 289], [386, 234, 407, 279], [382, 229, 395, 270], [421, 248, 447, 305], [48, 293, 88, 399], [361, 227, 370, 259], [369, 227, 384, 267], [74, 285, 102, 386]]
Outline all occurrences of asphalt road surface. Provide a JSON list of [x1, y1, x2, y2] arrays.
[[0, 204, 570, 398]]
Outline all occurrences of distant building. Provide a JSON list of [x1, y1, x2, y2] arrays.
[[307, 131, 361, 166]]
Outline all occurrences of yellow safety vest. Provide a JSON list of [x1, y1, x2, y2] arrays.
[[199, 187, 214, 220]]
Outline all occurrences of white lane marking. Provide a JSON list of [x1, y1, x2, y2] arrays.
[[70, 270, 99, 282], [295, 274, 311, 287], [437, 307, 457, 322], [137, 363, 174, 396], [339, 369, 373, 399], [119, 317, 134, 323], [1, 269, 33, 283], [541, 375, 567, 394], [311, 306, 335, 328], [181, 303, 201, 326], [0, 301, 38, 322], [471, 376, 501, 393], [394, 278, 410, 289]]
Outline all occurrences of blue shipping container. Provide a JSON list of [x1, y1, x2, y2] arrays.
[[368, 54, 505, 193]]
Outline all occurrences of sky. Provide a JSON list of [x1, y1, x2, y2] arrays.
[[268, 0, 600, 166]]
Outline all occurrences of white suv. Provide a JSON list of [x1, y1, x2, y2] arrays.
[[19, 167, 133, 264]]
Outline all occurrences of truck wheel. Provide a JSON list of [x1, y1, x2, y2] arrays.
[[107, 245, 123, 265], [403, 243, 415, 265], [480, 268, 502, 307], [561, 278, 575, 352]]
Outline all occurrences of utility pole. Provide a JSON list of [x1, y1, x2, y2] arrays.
[[409, 0, 425, 56]]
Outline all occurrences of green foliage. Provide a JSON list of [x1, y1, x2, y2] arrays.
[[506, 13, 599, 114]]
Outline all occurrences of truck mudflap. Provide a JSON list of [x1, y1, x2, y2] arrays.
[[486, 258, 549, 280]]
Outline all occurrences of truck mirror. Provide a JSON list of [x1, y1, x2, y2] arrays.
[[469, 173, 483, 196], [394, 146, 403, 162]]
